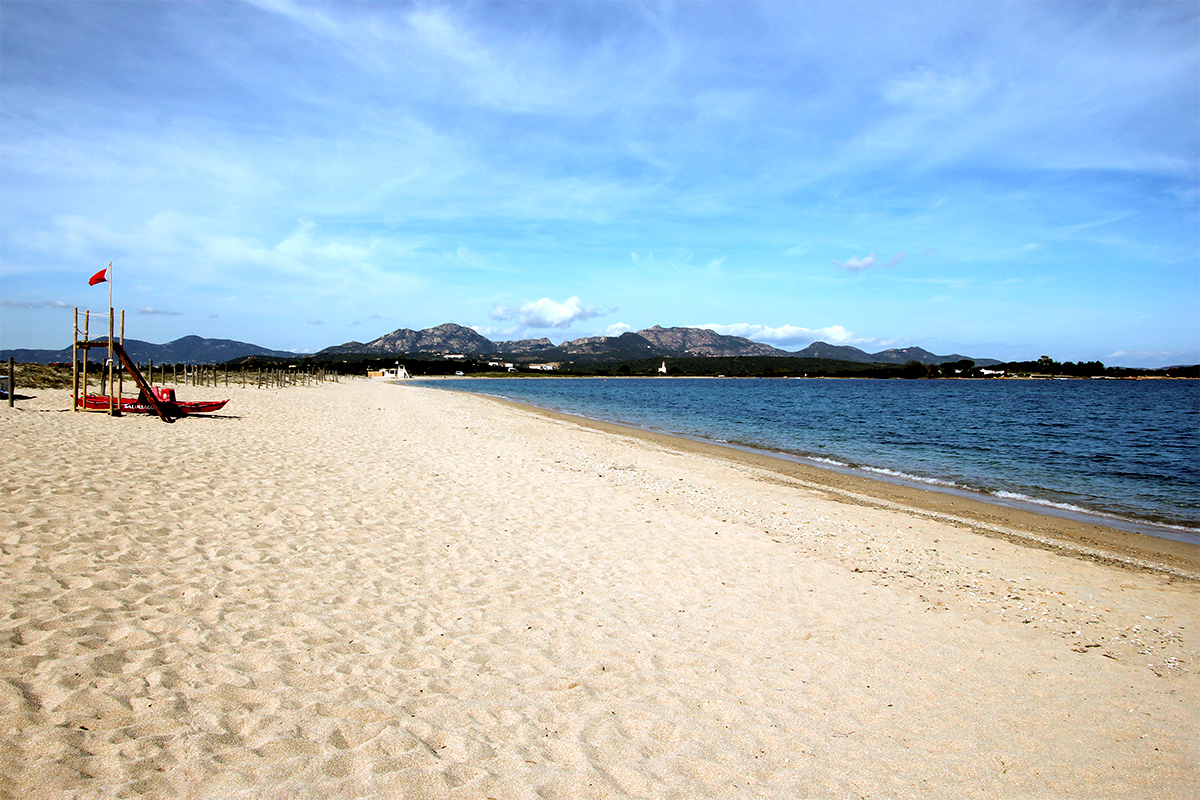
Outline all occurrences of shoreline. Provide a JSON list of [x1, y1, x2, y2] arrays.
[[463, 390, 1200, 580], [410, 376, 1200, 542]]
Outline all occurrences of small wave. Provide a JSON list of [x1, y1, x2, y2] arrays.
[[862, 466, 960, 488], [991, 491, 1200, 534], [808, 456, 850, 468], [992, 491, 1097, 516]]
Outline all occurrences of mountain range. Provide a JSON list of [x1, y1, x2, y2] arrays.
[[319, 323, 999, 366], [1, 323, 1000, 367], [0, 335, 295, 366]]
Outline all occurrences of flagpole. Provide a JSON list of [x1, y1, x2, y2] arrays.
[[107, 262, 115, 414]]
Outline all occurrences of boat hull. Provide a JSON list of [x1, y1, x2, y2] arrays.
[[82, 395, 229, 414]]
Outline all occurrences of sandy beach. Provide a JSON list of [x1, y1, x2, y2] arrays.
[[2, 378, 1196, 799]]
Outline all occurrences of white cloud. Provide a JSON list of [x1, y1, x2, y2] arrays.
[[606, 323, 632, 336], [697, 323, 878, 349], [137, 307, 184, 316], [516, 296, 603, 329], [490, 297, 607, 329], [835, 254, 876, 272]]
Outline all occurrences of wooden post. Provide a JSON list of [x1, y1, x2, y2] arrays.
[[107, 307, 115, 415], [72, 308, 79, 411], [7, 357, 13, 407], [117, 310, 125, 412], [82, 310, 90, 409]]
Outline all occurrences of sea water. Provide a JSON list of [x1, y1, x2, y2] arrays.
[[412, 377, 1199, 542]]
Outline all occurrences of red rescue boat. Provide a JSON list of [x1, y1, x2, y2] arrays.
[[83, 386, 228, 415]]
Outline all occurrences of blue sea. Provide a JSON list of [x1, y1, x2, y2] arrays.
[[413, 378, 1200, 543]]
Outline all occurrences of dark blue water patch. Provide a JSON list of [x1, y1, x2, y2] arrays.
[[411, 377, 1200, 539]]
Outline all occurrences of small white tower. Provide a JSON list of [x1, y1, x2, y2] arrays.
[[658, 361, 667, 375]]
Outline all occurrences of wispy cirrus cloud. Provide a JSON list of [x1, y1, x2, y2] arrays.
[[832, 252, 907, 273], [3, 300, 69, 309], [1, 2, 1194, 362]]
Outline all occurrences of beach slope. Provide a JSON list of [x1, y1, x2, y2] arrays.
[[1, 380, 1195, 798]]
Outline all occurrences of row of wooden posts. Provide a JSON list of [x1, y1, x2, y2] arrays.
[[1, 354, 343, 408], [139, 362, 339, 389], [0, 308, 351, 414]]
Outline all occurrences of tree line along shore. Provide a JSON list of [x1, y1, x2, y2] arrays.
[[5, 354, 1196, 391]]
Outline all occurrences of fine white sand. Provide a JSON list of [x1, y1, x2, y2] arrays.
[[1, 379, 1196, 799]]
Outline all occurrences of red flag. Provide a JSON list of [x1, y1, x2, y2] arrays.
[[88, 267, 108, 286]]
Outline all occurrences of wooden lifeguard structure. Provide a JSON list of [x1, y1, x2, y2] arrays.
[[73, 307, 176, 423]]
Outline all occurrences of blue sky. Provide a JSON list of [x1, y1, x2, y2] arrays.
[[2, 1, 1196, 366]]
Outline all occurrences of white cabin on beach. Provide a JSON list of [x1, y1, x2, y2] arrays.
[[368, 367, 411, 379]]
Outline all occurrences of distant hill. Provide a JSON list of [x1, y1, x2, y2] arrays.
[[636, 326, 790, 357], [0, 335, 295, 365], [791, 342, 877, 362], [550, 332, 661, 362], [497, 337, 556, 355], [319, 323, 496, 356], [792, 341, 1001, 367]]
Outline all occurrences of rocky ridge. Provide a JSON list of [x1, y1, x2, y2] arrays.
[[318, 323, 996, 366]]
